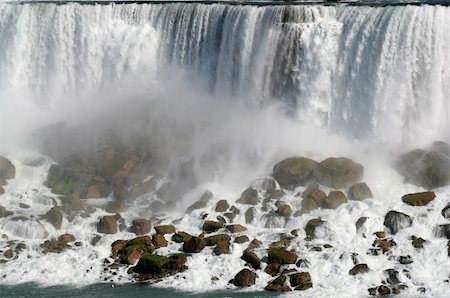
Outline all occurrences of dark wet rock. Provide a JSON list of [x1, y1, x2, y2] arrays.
[[349, 264, 369, 275], [202, 220, 224, 233], [152, 234, 168, 248], [213, 240, 230, 255], [374, 231, 385, 238], [264, 276, 291, 292], [41, 234, 75, 254], [115, 236, 155, 264], [245, 207, 256, 224], [385, 269, 401, 285], [434, 224, 450, 239], [304, 218, 325, 239], [233, 269, 257, 287], [97, 214, 122, 234], [294, 281, 313, 291], [241, 249, 261, 270], [234, 236, 250, 244], [265, 263, 281, 276], [186, 190, 214, 213], [296, 259, 310, 268], [384, 211, 412, 234], [411, 236, 426, 249], [265, 189, 285, 200], [131, 219, 152, 235], [226, 224, 247, 233], [154, 225, 176, 235], [313, 157, 363, 189], [348, 182, 373, 201], [442, 205, 450, 220], [172, 231, 192, 243], [215, 200, 229, 212], [0, 206, 13, 217], [290, 272, 311, 288], [402, 191, 435, 206], [0, 156, 15, 180], [237, 187, 260, 205], [249, 239, 262, 249], [276, 204, 293, 217], [268, 247, 297, 264], [3, 249, 13, 259], [373, 238, 396, 253], [273, 157, 318, 189], [355, 217, 368, 231], [323, 191, 348, 209], [205, 234, 231, 246], [44, 206, 63, 229], [91, 235, 102, 246], [377, 285, 391, 295], [132, 253, 187, 279], [399, 255, 413, 265], [183, 236, 206, 253]]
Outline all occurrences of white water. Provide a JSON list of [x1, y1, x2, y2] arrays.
[[0, 2, 449, 297]]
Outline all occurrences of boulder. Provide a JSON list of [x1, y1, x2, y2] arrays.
[[234, 236, 249, 244], [133, 253, 187, 279], [205, 234, 231, 246], [276, 205, 293, 217], [395, 147, 450, 189], [202, 220, 224, 233], [105, 199, 126, 213], [215, 200, 230, 212], [0, 206, 13, 217], [115, 236, 155, 264], [264, 276, 291, 292], [297, 197, 319, 216], [434, 224, 450, 239], [241, 249, 261, 269], [186, 190, 213, 213], [304, 218, 325, 239], [268, 247, 297, 264], [131, 219, 152, 235], [237, 187, 260, 205], [348, 182, 373, 201], [355, 217, 368, 231], [384, 211, 412, 234], [323, 191, 348, 209], [172, 231, 192, 243], [233, 269, 257, 287], [44, 206, 63, 229], [303, 187, 327, 207], [226, 224, 247, 233], [245, 207, 256, 224], [213, 240, 230, 255], [152, 234, 168, 248], [349, 264, 369, 275], [442, 205, 450, 220], [154, 225, 176, 235], [313, 157, 364, 189], [183, 236, 206, 253], [0, 156, 15, 180], [97, 215, 119, 234], [290, 272, 311, 288], [41, 234, 75, 254], [402, 191, 435, 206], [273, 157, 318, 189]]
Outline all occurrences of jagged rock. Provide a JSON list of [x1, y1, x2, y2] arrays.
[[215, 200, 230, 212], [205, 234, 231, 246], [152, 234, 168, 248], [402, 191, 435, 206], [111, 240, 128, 257], [399, 255, 413, 265], [213, 240, 230, 255], [97, 215, 120, 234], [290, 272, 311, 288], [186, 190, 213, 213], [0, 206, 13, 217], [276, 204, 293, 217], [234, 236, 249, 244], [373, 238, 396, 253], [172, 231, 192, 243], [323, 191, 348, 209], [131, 219, 152, 235], [154, 225, 176, 235], [245, 207, 256, 224], [348, 182, 373, 201], [273, 157, 318, 189], [133, 253, 187, 279], [349, 264, 369, 275], [233, 269, 257, 287], [411, 236, 426, 248], [44, 206, 63, 229], [377, 285, 391, 295], [304, 218, 324, 239], [183, 236, 206, 253], [41, 234, 75, 254], [226, 224, 247, 233], [434, 224, 450, 239], [0, 156, 15, 180], [384, 211, 412, 234], [265, 263, 281, 276], [241, 249, 261, 269], [264, 276, 291, 292], [202, 220, 224, 233], [313, 157, 364, 189], [115, 236, 155, 264], [237, 187, 260, 205], [268, 247, 297, 264], [355, 217, 368, 231], [395, 146, 450, 189]]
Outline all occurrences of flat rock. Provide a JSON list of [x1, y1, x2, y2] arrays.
[[402, 191, 435, 206]]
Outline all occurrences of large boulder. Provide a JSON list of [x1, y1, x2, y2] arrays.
[[395, 145, 450, 189], [264, 276, 291, 292], [112, 236, 155, 264], [313, 157, 363, 189], [44, 206, 63, 229], [237, 187, 260, 205], [183, 236, 206, 253], [226, 224, 247, 233], [276, 204, 293, 217], [133, 253, 187, 278], [0, 156, 15, 180], [97, 215, 120, 234], [233, 269, 257, 287], [268, 247, 297, 264], [348, 182, 373, 201], [241, 249, 261, 269], [202, 220, 224, 233], [273, 157, 318, 189], [323, 191, 348, 209], [130, 219, 152, 235], [384, 211, 412, 234], [402, 191, 435, 206], [215, 200, 230, 212], [290, 272, 312, 288]]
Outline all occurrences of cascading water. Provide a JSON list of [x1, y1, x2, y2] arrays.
[[0, 2, 449, 297]]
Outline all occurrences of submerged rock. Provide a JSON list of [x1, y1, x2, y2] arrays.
[[348, 182, 373, 201], [401, 191, 435, 206], [304, 218, 325, 239], [245, 207, 257, 224], [355, 217, 368, 231], [273, 157, 318, 189], [233, 269, 257, 287], [384, 211, 412, 234], [313, 157, 364, 189]]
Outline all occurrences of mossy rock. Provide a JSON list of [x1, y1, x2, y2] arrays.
[[268, 247, 297, 264], [134, 254, 169, 274]]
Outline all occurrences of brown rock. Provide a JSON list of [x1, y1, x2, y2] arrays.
[[233, 269, 257, 287], [44, 206, 63, 229], [154, 225, 176, 235], [411, 236, 426, 249], [290, 272, 311, 287], [105, 199, 126, 213], [313, 157, 364, 189], [323, 191, 348, 209], [273, 157, 318, 189], [374, 231, 385, 238], [172, 231, 192, 243], [373, 238, 396, 253], [131, 219, 152, 235], [183, 236, 206, 253], [226, 224, 247, 233], [97, 215, 119, 234], [349, 264, 369, 275], [235, 235, 250, 243], [152, 234, 168, 248], [348, 182, 373, 201], [202, 220, 224, 233], [245, 207, 256, 224], [265, 276, 291, 292], [402, 191, 435, 206], [268, 247, 297, 264], [265, 263, 281, 276], [0, 206, 13, 217], [378, 285, 391, 295], [205, 234, 231, 246], [186, 191, 213, 213], [241, 249, 261, 269], [237, 187, 260, 205], [86, 185, 101, 199], [276, 205, 293, 217], [305, 218, 325, 239], [0, 156, 15, 180], [215, 200, 230, 212], [3, 249, 13, 259], [213, 240, 230, 255]]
